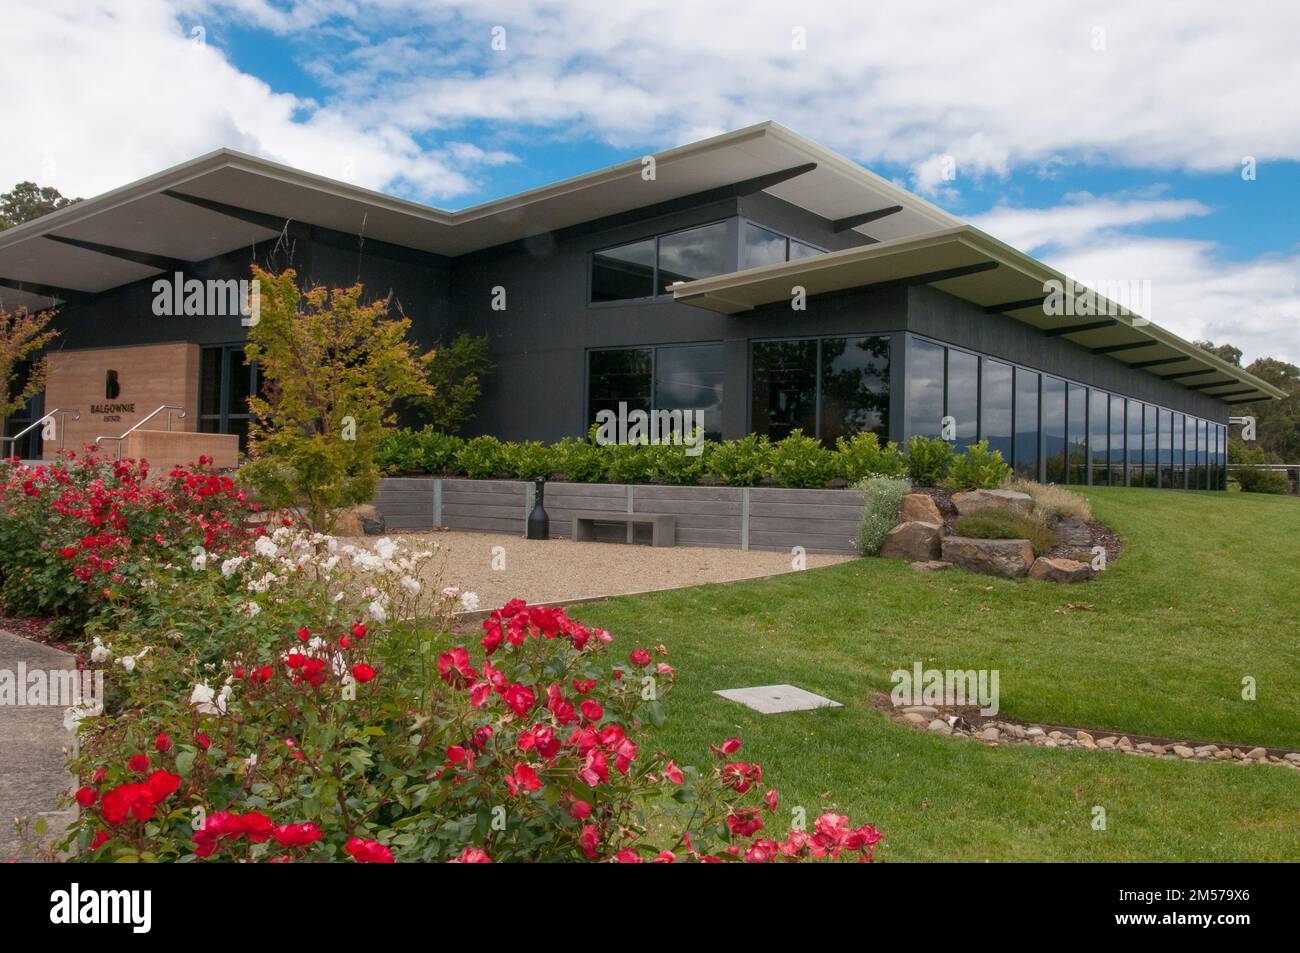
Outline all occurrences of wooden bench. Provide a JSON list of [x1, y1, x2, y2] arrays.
[[570, 510, 677, 547]]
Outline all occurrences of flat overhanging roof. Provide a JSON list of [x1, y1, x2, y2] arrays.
[[670, 225, 1286, 404], [0, 122, 955, 310]]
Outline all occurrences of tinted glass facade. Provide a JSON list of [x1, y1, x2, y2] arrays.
[[588, 344, 722, 439], [900, 333, 1228, 489]]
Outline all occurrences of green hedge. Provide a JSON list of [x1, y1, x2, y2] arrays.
[[376, 426, 1003, 491]]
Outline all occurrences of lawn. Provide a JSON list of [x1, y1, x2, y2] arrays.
[[574, 489, 1300, 861]]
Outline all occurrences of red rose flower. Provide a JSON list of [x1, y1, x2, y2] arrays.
[[345, 837, 394, 864], [74, 787, 97, 808], [155, 732, 172, 752], [352, 663, 376, 683], [127, 754, 149, 773]]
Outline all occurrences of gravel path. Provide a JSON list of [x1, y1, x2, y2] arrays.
[[0, 631, 77, 861], [351, 531, 852, 609]]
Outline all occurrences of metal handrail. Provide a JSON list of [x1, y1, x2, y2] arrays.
[[2, 408, 81, 454], [96, 404, 187, 459]]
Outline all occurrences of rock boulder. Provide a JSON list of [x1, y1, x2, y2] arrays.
[[879, 521, 943, 561], [940, 535, 1035, 578], [950, 489, 1033, 518]]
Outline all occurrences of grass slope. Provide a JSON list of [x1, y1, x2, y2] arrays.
[[576, 489, 1300, 861]]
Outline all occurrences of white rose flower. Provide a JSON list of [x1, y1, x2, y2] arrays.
[[400, 575, 421, 595], [90, 637, 111, 663], [367, 599, 388, 623], [460, 591, 481, 612], [190, 682, 227, 715], [220, 556, 245, 577], [254, 537, 278, 558], [373, 537, 398, 561], [243, 601, 261, 617]]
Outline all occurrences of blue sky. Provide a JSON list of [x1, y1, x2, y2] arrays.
[[4, 0, 1299, 362]]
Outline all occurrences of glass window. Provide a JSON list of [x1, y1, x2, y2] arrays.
[[657, 222, 728, 293], [1126, 400, 1143, 487], [199, 347, 223, 418], [1172, 413, 1185, 489], [946, 349, 979, 449], [980, 360, 1014, 462], [820, 336, 890, 442], [1090, 390, 1108, 486], [588, 348, 652, 424], [655, 345, 724, 440], [1109, 395, 1125, 486], [742, 223, 788, 270], [905, 337, 945, 439], [198, 345, 259, 453], [1042, 377, 1066, 483], [1014, 368, 1039, 480], [789, 239, 822, 260], [1067, 383, 1087, 484], [1143, 404, 1158, 487], [752, 340, 818, 441], [1165, 415, 1173, 487], [591, 239, 656, 302], [1196, 418, 1208, 489], [1218, 424, 1227, 489]]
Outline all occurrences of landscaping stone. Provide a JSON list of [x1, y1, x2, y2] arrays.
[[1173, 745, 1195, 758], [880, 521, 943, 561], [910, 560, 953, 572], [1054, 516, 1093, 548], [714, 684, 843, 714], [1246, 747, 1267, 761], [1027, 556, 1093, 584], [898, 493, 943, 525], [940, 536, 1035, 578], [950, 488, 1033, 517], [335, 504, 386, 536], [927, 719, 952, 735]]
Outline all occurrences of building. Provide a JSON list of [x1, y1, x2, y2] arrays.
[[0, 122, 1283, 486]]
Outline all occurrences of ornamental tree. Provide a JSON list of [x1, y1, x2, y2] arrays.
[[0, 304, 59, 421], [241, 267, 432, 533]]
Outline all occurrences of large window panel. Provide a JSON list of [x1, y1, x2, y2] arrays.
[[1109, 394, 1125, 486], [905, 337, 946, 439], [656, 222, 728, 293], [1126, 400, 1143, 487], [654, 344, 724, 440], [1067, 383, 1087, 484], [821, 336, 890, 442], [946, 349, 979, 449], [1090, 389, 1109, 486], [1014, 368, 1039, 480], [752, 340, 818, 441], [1158, 408, 1173, 488], [1042, 377, 1066, 483], [1172, 413, 1185, 488], [1141, 403, 1157, 487], [591, 239, 656, 302], [789, 239, 823, 260], [1196, 418, 1208, 488], [1219, 424, 1228, 489], [980, 359, 1014, 462]]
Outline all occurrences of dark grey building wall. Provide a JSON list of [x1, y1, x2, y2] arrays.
[[906, 285, 1231, 423], [44, 226, 452, 356]]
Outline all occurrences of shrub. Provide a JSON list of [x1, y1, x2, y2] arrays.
[[905, 435, 954, 486], [707, 433, 772, 486], [499, 440, 557, 480], [644, 435, 709, 485], [953, 510, 1057, 556], [1230, 446, 1292, 494], [58, 531, 884, 863], [854, 476, 911, 555], [1235, 467, 1292, 494], [767, 429, 838, 489], [835, 432, 908, 482], [0, 452, 257, 635], [943, 441, 1012, 491], [551, 436, 608, 483], [602, 440, 655, 484], [1007, 479, 1093, 522], [455, 436, 507, 479], [376, 428, 464, 476]]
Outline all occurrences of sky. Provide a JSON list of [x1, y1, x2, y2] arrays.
[[2, 0, 1298, 364]]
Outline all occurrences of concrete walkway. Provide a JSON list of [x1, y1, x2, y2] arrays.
[[0, 630, 76, 861]]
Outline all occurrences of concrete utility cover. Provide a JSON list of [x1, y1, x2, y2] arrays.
[[714, 684, 842, 714]]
